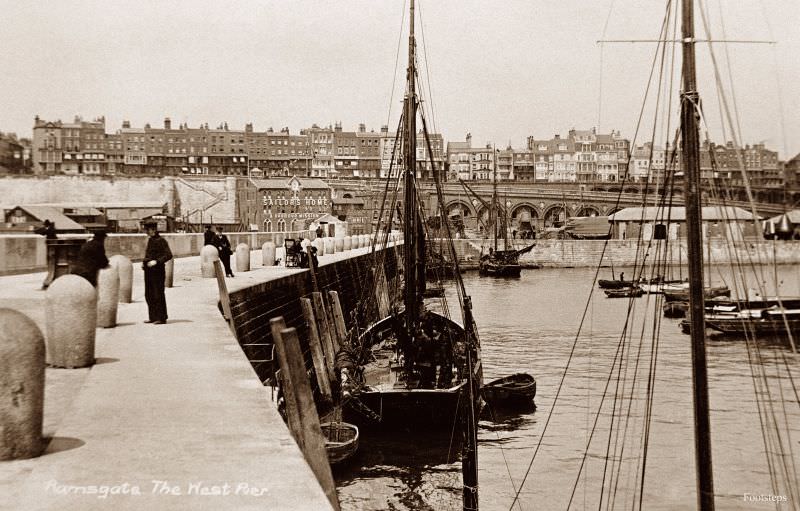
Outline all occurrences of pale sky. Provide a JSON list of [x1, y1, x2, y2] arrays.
[[2, 0, 798, 158]]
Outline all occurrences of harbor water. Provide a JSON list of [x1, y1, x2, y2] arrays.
[[335, 266, 800, 510]]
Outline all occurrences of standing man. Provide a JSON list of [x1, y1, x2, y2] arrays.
[[142, 221, 173, 324], [214, 225, 234, 277], [72, 230, 109, 287], [34, 219, 57, 239]]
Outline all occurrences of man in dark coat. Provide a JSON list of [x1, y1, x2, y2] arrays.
[[34, 219, 57, 239], [72, 230, 109, 287], [214, 225, 234, 277], [203, 224, 215, 246], [142, 222, 173, 324]]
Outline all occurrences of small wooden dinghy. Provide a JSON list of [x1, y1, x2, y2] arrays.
[[482, 373, 536, 405], [321, 421, 359, 465], [604, 287, 644, 298]]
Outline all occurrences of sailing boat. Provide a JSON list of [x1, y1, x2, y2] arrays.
[[460, 163, 536, 277], [343, 0, 482, 443]]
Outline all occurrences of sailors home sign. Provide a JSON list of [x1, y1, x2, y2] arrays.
[[252, 176, 331, 232]]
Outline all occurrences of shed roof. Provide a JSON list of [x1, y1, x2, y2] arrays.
[[608, 206, 756, 222], [8, 205, 86, 231]]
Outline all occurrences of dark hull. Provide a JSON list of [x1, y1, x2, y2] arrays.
[[706, 317, 800, 335], [605, 287, 643, 298], [345, 312, 483, 431], [664, 286, 730, 303], [479, 262, 522, 277], [482, 373, 536, 405], [598, 279, 636, 289]]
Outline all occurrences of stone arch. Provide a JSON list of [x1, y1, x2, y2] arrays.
[[277, 219, 287, 232], [543, 204, 569, 227], [576, 205, 601, 217], [444, 200, 475, 219], [342, 192, 354, 199], [604, 206, 624, 216], [264, 219, 272, 232], [510, 202, 540, 232]]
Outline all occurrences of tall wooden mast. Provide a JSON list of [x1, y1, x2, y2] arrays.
[[680, 0, 715, 508], [402, 0, 419, 365]]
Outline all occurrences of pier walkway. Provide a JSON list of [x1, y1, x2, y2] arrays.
[[0, 250, 343, 510]]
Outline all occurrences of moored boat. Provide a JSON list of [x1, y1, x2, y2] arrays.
[[482, 373, 536, 406], [598, 279, 636, 289], [321, 421, 359, 465], [605, 287, 644, 298], [663, 285, 730, 302]]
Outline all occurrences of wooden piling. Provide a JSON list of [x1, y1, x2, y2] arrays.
[[327, 291, 348, 346], [272, 324, 340, 511], [214, 260, 234, 334], [300, 298, 334, 400], [373, 267, 391, 317], [312, 292, 338, 363]]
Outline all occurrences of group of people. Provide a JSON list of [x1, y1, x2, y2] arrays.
[[285, 238, 318, 269], [40, 221, 173, 325], [203, 225, 234, 277], [410, 313, 454, 390]]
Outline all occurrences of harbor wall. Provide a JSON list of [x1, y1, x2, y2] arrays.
[[0, 230, 313, 275], [227, 246, 401, 385], [459, 239, 800, 267]]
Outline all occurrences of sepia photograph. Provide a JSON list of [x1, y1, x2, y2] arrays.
[[1, 1, 799, 509]]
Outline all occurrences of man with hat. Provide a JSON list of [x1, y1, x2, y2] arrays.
[[142, 221, 173, 324], [72, 230, 110, 287]]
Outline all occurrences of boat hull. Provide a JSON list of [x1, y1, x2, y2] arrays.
[[482, 373, 536, 406], [479, 262, 522, 277], [345, 311, 483, 431]]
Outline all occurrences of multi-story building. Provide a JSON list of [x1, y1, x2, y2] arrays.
[[306, 124, 335, 178], [380, 126, 445, 179], [246, 126, 310, 178], [525, 128, 628, 182], [0, 132, 26, 173], [630, 142, 669, 183], [444, 134, 496, 181], [355, 123, 381, 178]]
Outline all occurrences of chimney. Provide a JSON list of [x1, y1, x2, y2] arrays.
[[554, 134, 560, 140], [466, 133, 472, 146], [381, 125, 389, 134], [334, 122, 342, 133], [122, 120, 131, 129], [592, 126, 596, 135], [164, 117, 171, 130], [245, 123, 253, 133], [359, 123, 366, 133]]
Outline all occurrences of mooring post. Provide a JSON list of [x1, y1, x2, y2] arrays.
[[214, 260, 234, 333], [45, 275, 96, 368], [96, 264, 119, 328], [300, 298, 334, 401], [235, 243, 251, 273], [272, 325, 340, 511], [200, 245, 219, 278], [327, 291, 348, 346], [312, 292, 338, 366], [109, 254, 133, 303], [374, 267, 390, 318], [164, 258, 174, 288], [0, 309, 45, 460]]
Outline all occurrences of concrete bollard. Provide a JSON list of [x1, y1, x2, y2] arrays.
[[312, 238, 325, 257], [324, 238, 335, 255], [334, 238, 344, 253], [343, 236, 352, 251], [200, 245, 219, 278], [45, 275, 96, 368], [109, 255, 132, 303], [235, 243, 251, 272], [165, 258, 174, 288], [262, 241, 276, 266], [275, 246, 286, 266], [0, 309, 45, 460], [96, 265, 119, 328]]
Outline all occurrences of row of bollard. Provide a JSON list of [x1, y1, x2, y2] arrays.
[[0, 251, 170, 461], [198, 234, 400, 276]]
